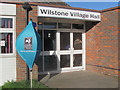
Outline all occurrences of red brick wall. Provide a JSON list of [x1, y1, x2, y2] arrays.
[[86, 9, 119, 76], [16, 3, 119, 80], [16, 4, 38, 81]]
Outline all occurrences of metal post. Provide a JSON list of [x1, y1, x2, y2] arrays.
[[25, 9, 29, 80], [30, 69, 32, 88], [22, 2, 32, 80]]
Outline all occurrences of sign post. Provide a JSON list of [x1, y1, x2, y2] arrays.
[[30, 69, 32, 88], [16, 20, 42, 88], [22, 2, 33, 81]]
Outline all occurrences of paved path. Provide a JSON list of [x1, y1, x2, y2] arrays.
[[40, 70, 118, 88]]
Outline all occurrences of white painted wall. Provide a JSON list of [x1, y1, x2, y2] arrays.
[[0, 3, 16, 86], [0, 58, 2, 86], [0, 58, 16, 86], [0, 3, 16, 15]]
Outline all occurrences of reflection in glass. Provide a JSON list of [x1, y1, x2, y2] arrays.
[[73, 54, 82, 67], [38, 30, 42, 51], [35, 56, 43, 72], [60, 55, 70, 68], [44, 30, 56, 51], [0, 33, 13, 54], [44, 55, 57, 71], [38, 22, 57, 29], [38, 23, 42, 29], [44, 22, 57, 29], [58, 23, 71, 29], [60, 32, 70, 50], [73, 33, 82, 50], [72, 24, 84, 29]]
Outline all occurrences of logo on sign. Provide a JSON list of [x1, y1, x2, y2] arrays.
[[24, 37, 32, 50]]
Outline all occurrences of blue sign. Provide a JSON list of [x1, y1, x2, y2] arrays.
[[16, 20, 42, 69]]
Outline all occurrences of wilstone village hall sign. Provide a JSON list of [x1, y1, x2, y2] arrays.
[[38, 6, 101, 21]]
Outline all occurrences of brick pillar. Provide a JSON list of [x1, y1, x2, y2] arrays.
[[16, 4, 38, 81]]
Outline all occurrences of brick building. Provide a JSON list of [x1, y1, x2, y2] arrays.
[[0, 2, 119, 86]]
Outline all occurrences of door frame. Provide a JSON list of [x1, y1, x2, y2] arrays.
[[57, 28, 86, 72], [38, 21, 86, 75]]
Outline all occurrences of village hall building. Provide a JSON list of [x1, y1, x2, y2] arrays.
[[0, 1, 119, 86]]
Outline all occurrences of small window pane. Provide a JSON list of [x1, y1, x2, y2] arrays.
[[72, 24, 84, 29], [58, 23, 71, 29], [44, 30, 56, 51], [35, 56, 43, 72], [44, 22, 57, 29], [60, 32, 70, 50], [73, 54, 82, 67], [0, 33, 13, 54], [0, 18, 13, 28], [38, 23, 43, 29], [73, 32, 82, 50], [38, 30, 43, 51], [60, 55, 70, 68], [44, 55, 57, 71]]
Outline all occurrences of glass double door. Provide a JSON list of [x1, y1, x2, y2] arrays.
[[37, 30, 85, 74], [58, 31, 84, 71]]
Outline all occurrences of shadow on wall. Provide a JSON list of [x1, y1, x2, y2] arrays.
[[85, 21, 100, 32]]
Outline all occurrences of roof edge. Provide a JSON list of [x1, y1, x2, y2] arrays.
[[0, 2, 100, 12], [100, 6, 120, 12]]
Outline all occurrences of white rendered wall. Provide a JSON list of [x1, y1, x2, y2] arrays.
[[0, 3, 16, 15], [0, 58, 16, 86], [0, 58, 2, 86], [0, 3, 16, 86]]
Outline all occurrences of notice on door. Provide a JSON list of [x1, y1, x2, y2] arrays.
[[24, 37, 32, 50]]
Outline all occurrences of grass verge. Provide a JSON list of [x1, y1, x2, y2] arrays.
[[2, 79, 55, 89]]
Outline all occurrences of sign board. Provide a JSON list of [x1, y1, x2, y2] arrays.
[[38, 6, 101, 21], [16, 20, 42, 69], [1, 41, 5, 46], [24, 37, 33, 50]]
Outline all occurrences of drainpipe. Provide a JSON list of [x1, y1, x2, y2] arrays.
[[22, 2, 33, 80]]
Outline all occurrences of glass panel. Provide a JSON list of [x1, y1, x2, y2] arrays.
[[44, 55, 57, 71], [38, 30, 43, 51], [73, 54, 82, 67], [72, 24, 84, 29], [35, 56, 43, 72], [0, 18, 13, 28], [38, 22, 43, 29], [0, 33, 13, 54], [60, 55, 70, 68], [73, 32, 82, 50], [58, 23, 71, 29], [44, 30, 56, 51], [44, 22, 57, 29], [60, 32, 70, 50]]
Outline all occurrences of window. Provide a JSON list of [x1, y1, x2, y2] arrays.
[[73, 54, 82, 67], [38, 22, 57, 30], [73, 32, 82, 50], [44, 22, 57, 29], [72, 24, 84, 29], [60, 32, 70, 50], [0, 33, 13, 54], [0, 16, 15, 55], [58, 23, 71, 29], [38, 22, 57, 72], [44, 55, 57, 71], [0, 18, 13, 28], [44, 30, 56, 51], [60, 55, 70, 68]]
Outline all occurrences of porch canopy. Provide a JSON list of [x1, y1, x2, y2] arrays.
[[38, 5, 101, 21]]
